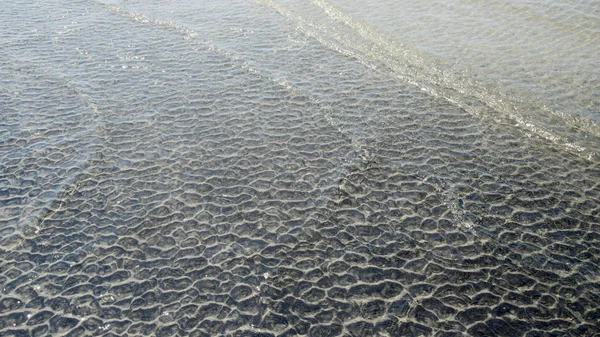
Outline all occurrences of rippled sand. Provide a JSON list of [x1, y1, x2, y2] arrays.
[[1, 0, 599, 336]]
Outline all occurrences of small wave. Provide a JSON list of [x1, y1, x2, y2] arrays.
[[255, 0, 600, 161]]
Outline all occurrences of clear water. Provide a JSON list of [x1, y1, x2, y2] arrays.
[[323, 0, 600, 154], [1, 0, 599, 336]]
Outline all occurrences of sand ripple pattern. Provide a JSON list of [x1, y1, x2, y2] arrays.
[[1, 0, 600, 336]]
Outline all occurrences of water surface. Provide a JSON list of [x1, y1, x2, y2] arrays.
[[1, 0, 599, 336]]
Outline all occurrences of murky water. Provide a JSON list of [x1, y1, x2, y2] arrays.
[[1, 0, 599, 336]]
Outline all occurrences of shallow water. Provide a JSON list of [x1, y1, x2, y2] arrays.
[[1, 0, 599, 336]]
